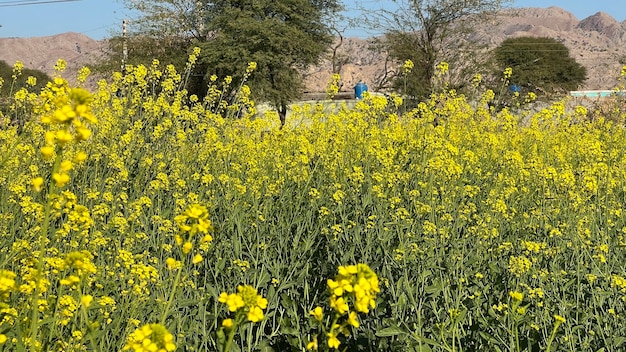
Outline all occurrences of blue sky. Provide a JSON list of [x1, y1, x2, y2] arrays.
[[0, 0, 625, 40]]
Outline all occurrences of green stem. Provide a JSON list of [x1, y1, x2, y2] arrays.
[[160, 261, 185, 324], [28, 151, 61, 351], [545, 322, 562, 352]]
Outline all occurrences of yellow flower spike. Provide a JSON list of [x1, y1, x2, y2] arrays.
[[192, 254, 203, 264], [309, 306, 323, 321], [40, 146, 55, 159], [52, 173, 70, 187], [182, 242, 193, 254], [32, 177, 45, 192]]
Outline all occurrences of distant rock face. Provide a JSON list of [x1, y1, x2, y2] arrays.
[[2, 7, 626, 93]]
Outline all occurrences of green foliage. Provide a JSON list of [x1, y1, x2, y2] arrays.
[[0, 60, 50, 96], [0, 60, 51, 131], [494, 37, 587, 94]]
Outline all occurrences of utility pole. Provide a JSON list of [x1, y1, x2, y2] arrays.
[[122, 19, 128, 75]]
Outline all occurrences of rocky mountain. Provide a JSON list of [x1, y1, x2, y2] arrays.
[[1, 7, 626, 93], [0, 32, 106, 86]]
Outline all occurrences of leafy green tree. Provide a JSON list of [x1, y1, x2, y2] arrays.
[[103, 0, 341, 126], [199, 0, 341, 126], [370, 0, 509, 102], [494, 36, 587, 94]]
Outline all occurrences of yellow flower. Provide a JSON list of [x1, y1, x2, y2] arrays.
[[165, 258, 180, 270], [218, 292, 245, 312], [347, 311, 359, 328], [0, 334, 6, 344], [122, 323, 176, 352], [554, 315, 566, 324], [182, 242, 193, 254], [74, 151, 88, 163], [81, 295, 93, 308], [327, 331, 340, 349], [306, 335, 318, 350], [309, 306, 323, 321], [52, 173, 71, 187], [221, 318, 233, 329], [247, 305, 264, 322], [32, 177, 45, 192], [509, 291, 524, 302], [59, 160, 73, 172], [40, 146, 55, 159], [192, 254, 203, 264]]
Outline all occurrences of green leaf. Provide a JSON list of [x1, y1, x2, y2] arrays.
[[479, 331, 502, 345], [376, 326, 406, 337]]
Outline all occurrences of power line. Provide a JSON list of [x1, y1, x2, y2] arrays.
[[0, 0, 80, 7]]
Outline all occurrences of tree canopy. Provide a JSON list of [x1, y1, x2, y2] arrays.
[[199, 0, 340, 126], [371, 0, 509, 102], [109, 0, 341, 126], [494, 36, 587, 94]]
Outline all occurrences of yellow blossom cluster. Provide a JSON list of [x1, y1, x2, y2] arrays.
[[123, 323, 176, 352], [328, 264, 380, 315], [219, 285, 268, 323]]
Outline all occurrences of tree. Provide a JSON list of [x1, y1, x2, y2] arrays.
[[107, 0, 341, 127], [494, 36, 587, 94], [370, 0, 509, 102], [199, 0, 341, 126]]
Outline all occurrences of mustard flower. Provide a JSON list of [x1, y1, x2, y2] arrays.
[[123, 323, 176, 352], [402, 59, 414, 75], [327, 330, 341, 349], [222, 318, 233, 329], [174, 204, 213, 236], [218, 292, 245, 312], [509, 291, 524, 302], [309, 306, 323, 321], [219, 285, 268, 323], [32, 177, 45, 192], [306, 335, 318, 350]]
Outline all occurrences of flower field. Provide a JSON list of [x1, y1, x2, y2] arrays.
[[2, 53, 626, 351]]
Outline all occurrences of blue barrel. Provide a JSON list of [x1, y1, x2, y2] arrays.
[[509, 84, 521, 93], [354, 81, 368, 99]]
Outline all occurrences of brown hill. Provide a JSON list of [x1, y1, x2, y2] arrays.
[[2, 7, 626, 93], [0, 32, 105, 86]]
